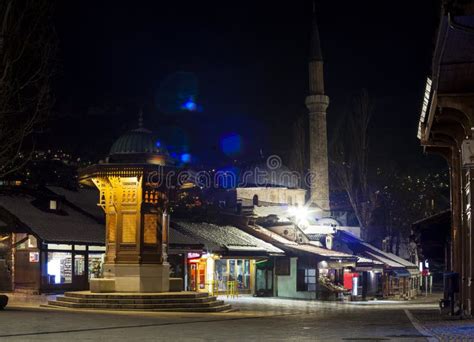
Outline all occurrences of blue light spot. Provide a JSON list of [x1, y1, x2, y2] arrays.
[[155, 140, 161, 148], [221, 133, 242, 157], [181, 153, 191, 163], [181, 99, 197, 112]]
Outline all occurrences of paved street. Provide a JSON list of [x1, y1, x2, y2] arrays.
[[0, 295, 448, 341]]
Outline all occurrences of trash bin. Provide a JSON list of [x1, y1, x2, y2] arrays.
[[443, 272, 459, 316]]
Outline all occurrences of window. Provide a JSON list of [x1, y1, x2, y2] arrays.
[[47, 252, 72, 284], [275, 257, 290, 276], [252, 195, 259, 206], [27, 235, 37, 248], [74, 255, 85, 276], [49, 200, 57, 210], [297, 257, 317, 292], [297, 268, 317, 291]]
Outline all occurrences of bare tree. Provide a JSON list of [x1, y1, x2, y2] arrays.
[[331, 89, 380, 243], [0, 0, 57, 177]]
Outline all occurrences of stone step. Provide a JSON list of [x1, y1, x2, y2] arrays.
[[48, 299, 225, 309], [44, 303, 233, 312], [56, 295, 218, 305], [63, 291, 208, 300]]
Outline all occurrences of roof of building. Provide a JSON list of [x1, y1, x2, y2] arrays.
[[412, 209, 450, 227], [171, 220, 284, 255], [110, 128, 168, 156], [241, 223, 355, 259], [365, 252, 405, 269], [47, 186, 103, 221], [107, 113, 172, 165], [287, 243, 356, 259], [336, 230, 418, 269], [0, 193, 104, 244]]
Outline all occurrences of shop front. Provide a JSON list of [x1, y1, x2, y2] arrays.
[[187, 253, 257, 295], [13, 233, 105, 293]]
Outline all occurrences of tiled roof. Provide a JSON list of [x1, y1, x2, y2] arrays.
[[172, 220, 284, 255], [0, 193, 104, 244], [286, 243, 356, 259]]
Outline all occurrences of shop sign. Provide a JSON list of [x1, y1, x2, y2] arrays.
[[29, 252, 39, 263], [187, 252, 201, 260]]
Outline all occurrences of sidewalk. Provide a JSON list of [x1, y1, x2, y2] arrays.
[[341, 293, 442, 306], [410, 308, 474, 341], [0, 292, 55, 308]]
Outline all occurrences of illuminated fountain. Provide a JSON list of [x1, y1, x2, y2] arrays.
[[78, 116, 175, 292]]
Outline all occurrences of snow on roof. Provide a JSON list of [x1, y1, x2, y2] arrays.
[[47, 186, 103, 221], [365, 251, 405, 268], [303, 225, 335, 235], [288, 243, 356, 259], [0, 193, 104, 244], [249, 224, 354, 259], [357, 255, 384, 265], [251, 224, 299, 245], [252, 205, 291, 222], [172, 220, 284, 255], [337, 230, 417, 268], [361, 242, 418, 268]]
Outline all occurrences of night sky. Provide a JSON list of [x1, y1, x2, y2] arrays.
[[46, 1, 445, 172]]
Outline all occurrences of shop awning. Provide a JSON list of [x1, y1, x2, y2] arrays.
[[391, 269, 411, 278]]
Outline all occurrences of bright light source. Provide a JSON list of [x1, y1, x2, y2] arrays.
[[288, 206, 310, 227]]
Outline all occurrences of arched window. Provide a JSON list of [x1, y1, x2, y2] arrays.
[[252, 194, 259, 206]]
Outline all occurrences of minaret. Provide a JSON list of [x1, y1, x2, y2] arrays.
[[305, 7, 330, 211]]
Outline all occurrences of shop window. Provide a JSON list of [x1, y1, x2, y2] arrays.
[[215, 259, 251, 292], [89, 246, 105, 252], [88, 253, 104, 279], [47, 252, 72, 284], [74, 255, 85, 276], [47, 244, 72, 251]]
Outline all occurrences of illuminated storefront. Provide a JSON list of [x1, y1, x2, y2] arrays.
[[13, 233, 105, 292], [169, 220, 284, 294], [187, 253, 257, 294], [0, 191, 106, 293]]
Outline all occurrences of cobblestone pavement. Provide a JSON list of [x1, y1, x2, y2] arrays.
[[0, 295, 443, 341], [410, 309, 474, 341]]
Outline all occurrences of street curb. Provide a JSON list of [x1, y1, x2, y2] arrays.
[[404, 309, 440, 342]]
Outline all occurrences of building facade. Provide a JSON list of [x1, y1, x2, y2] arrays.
[[417, 1, 474, 316]]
